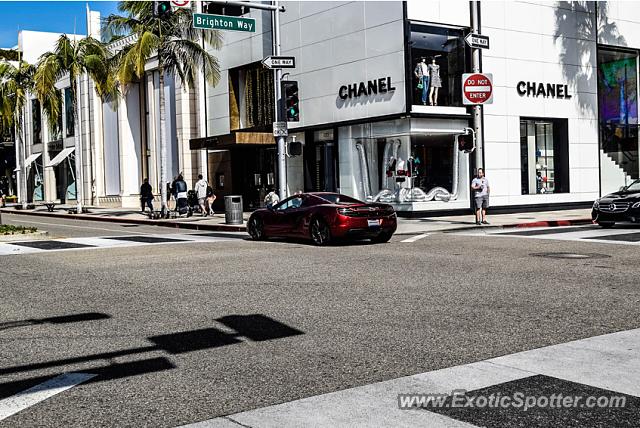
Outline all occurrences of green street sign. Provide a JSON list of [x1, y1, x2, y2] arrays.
[[193, 13, 256, 32]]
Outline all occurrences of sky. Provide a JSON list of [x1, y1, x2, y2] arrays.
[[0, 1, 121, 48]]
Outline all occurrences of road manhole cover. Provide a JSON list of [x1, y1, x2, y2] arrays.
[[530, 252, 611, 259]]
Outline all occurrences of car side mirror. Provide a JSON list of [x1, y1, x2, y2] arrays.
[[266, 203, 273, 210], [620, 186, 627, 192]]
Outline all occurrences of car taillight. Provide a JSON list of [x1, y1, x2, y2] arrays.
[[338, 207, 355, 216]]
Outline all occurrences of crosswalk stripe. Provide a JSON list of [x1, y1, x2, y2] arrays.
[[401, 233, 430, 243], [0, 232, 246, 256], [0, 373, 96, 421]]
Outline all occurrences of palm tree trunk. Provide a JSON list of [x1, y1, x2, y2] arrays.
[[159, 67, 168, 216], [73, 76, 84, 213]]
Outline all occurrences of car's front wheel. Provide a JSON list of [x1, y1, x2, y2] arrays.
[[598, 221, 615, 228], [248, 216, 266, 240], [310, 217, 331, 246]]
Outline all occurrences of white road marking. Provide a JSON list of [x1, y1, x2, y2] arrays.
[[0, 233, 246, 256], [6, 218, 158, 235], [401, 233, 430, 243], [0, 372, 96, 421]]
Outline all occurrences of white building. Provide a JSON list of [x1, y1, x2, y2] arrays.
[[200, 0, 640, 214], [14, 1, 640, 214]]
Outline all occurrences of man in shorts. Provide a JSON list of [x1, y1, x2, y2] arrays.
[[194, 174, 208, 216], [471, 168, 490, 225]]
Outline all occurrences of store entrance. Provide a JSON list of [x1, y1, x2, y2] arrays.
[[303, 142, 337, 192], [409, 134, 455, 192], [229, 146, 276, 210]]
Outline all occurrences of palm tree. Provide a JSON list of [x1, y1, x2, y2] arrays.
[[0, 58, 60, 208], [34, 35, 117, 212], [104, 1, 222, 215]]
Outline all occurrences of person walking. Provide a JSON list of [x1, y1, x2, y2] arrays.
[[194, 174, 209, 216], [140, 178, 154, 213], [206, 184, 216, 216], [471, 168, 490, 225]]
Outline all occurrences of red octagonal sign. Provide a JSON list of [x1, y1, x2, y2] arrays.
[[462, 73, 493, 105]]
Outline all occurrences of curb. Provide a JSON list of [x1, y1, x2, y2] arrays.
[[441, 218, 594, 233], [0, 208, 247, 233], [0, 230, 49, 242]]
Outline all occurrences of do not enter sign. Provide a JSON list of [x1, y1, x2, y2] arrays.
[[462, 73, 493, 105]]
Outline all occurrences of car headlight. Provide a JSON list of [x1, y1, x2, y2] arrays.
[[593, 200, 600, 209], [632, 202, 640, 209]]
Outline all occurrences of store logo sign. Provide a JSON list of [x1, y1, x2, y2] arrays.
[[338, 77, 396, 100], [517, 81, 572, 99]]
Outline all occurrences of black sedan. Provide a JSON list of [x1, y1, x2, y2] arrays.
[[592, 179, 640, 227]]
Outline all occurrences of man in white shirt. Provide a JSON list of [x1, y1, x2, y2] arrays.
[[471, 168, 490, 225], [194, 174, 208, 216]]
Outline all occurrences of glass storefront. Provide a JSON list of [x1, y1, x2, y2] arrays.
[[409, 23, 467, 107], [519, 118, 569, 195], [598, 48, 639, 193], [337, 119, 470, 210]]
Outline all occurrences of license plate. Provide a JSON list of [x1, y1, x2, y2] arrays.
[[368, 219, 381, 227]]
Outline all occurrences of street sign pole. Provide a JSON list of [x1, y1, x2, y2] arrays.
[[272, 0, 287, 200], [470, 0, 484, 171]]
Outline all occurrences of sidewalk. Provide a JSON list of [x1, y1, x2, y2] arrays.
[[0, 205, 593, 235]]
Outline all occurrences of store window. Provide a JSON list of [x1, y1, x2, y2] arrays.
[[520, 118, 569, 194], [64, 88, 75, 137], [598, 48, 639, 188], [228, 62, 275, 130], [409, 23, 467, 107], [31, 99, 42, 145]]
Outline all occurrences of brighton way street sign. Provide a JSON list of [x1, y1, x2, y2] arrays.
[[462, 73, 493, 105], [193, 13, 256, 32]]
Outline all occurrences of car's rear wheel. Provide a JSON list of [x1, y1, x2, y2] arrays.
[[248, 216, 266, 240], [598, 221, 615, 228], [310, 217, 331, 246], [372, 231, 393, 243]]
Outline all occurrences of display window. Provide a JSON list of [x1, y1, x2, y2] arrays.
[[409, 23, 467, 107], [598, 48, 639, 188], [519, 118, 570, 195], [31, 99, 42, 145], [64, 88, 75, 138]]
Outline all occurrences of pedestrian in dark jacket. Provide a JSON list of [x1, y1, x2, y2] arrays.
[[140, 178, 154, 213]]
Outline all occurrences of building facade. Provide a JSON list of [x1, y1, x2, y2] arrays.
[[201, 0, 640, 213], [11, 1, 640, 214]]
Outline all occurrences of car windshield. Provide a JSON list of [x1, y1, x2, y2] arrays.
[[623, 180, 640, 193], [316, 194, 363, 205]]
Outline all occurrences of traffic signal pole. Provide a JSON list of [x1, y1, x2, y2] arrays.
[[471, 0, 484, 171], [272, 1, 288, 200]]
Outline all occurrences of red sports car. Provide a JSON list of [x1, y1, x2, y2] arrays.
[[247, 192, 397, 245]]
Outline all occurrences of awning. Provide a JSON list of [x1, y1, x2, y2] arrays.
[[189, 132, 274, 150], [25, 152, 41, 166], [47, 147, 75, 168], [12, 153, 41, 171]]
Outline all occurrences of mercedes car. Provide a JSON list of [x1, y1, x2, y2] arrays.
[[592, 179, 640, 227], [247, 192, 397, 245]]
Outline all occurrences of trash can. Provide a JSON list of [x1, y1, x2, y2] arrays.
[[224, 195, 243, 225]]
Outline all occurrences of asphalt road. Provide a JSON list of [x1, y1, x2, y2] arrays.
[[1, 215, 639, 427]]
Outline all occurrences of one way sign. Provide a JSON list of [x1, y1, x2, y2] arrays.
[[465, 33, 490, 50], [262, 56, 296, 69]]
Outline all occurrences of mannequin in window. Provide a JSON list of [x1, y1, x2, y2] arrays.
[[428, 56, 442, 106], [414, 57, 429, 105]]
